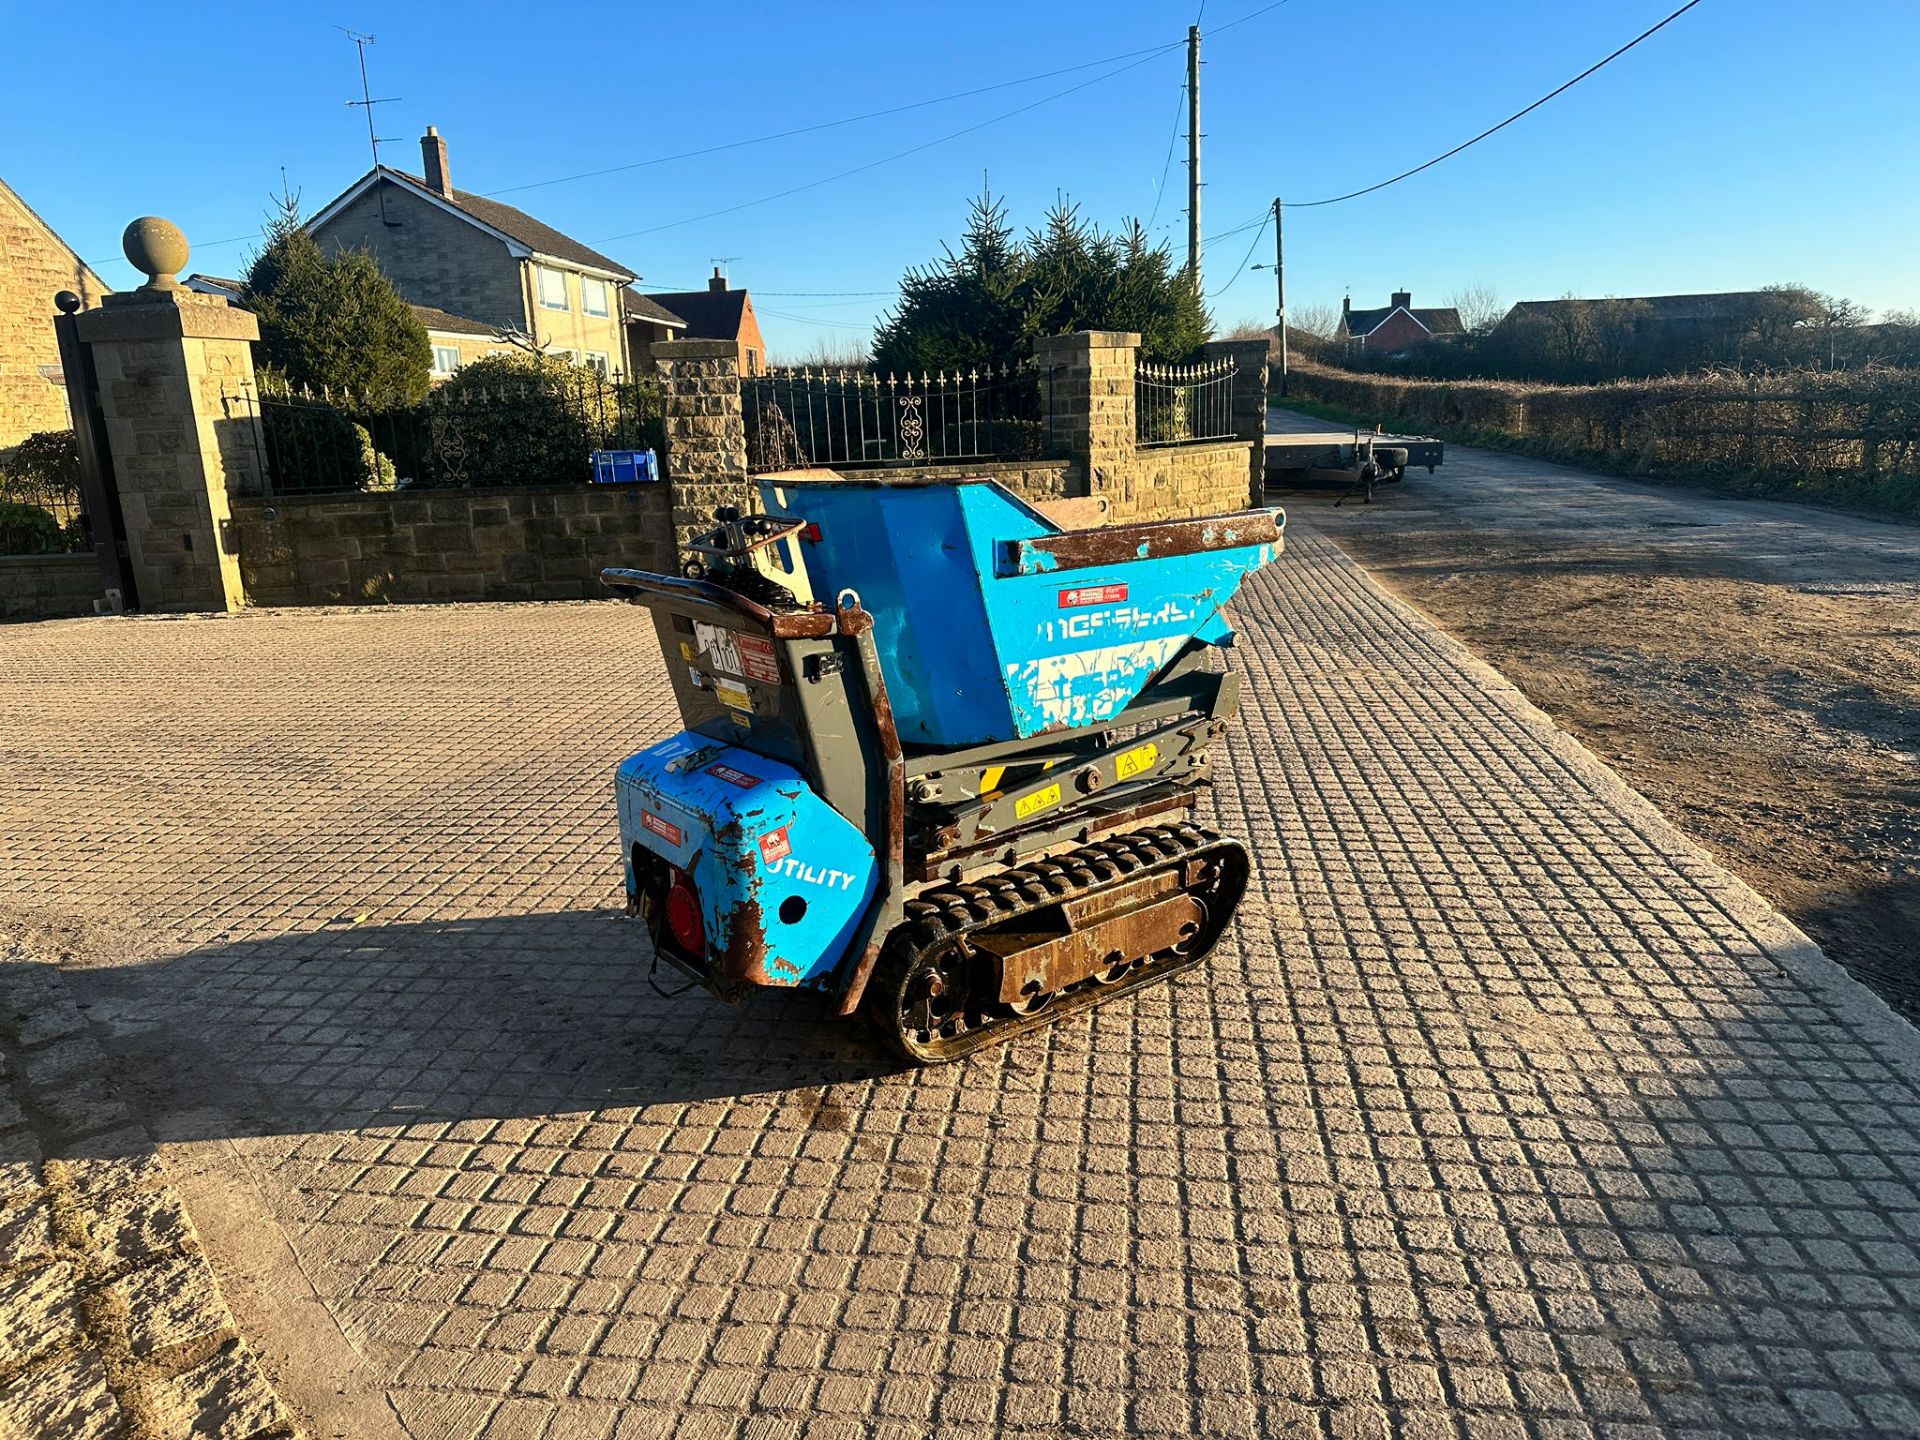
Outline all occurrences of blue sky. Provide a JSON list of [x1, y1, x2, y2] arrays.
[[7, 0, 1915, 358]]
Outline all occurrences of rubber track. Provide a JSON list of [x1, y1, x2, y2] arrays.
[[869, 822, 1249, 1064]]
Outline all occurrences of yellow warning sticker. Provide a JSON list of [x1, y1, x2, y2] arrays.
[[678, 640, 696, 662], [714, 680, 753, 713], [979, 765, 1005, 798], [1014, 782, 1061, 820], [1115, 742, 1159, 781]]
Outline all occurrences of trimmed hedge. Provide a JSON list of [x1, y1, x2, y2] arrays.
[[1285, 362, 1920, 513]]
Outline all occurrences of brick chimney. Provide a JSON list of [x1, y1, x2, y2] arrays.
[[1342, 295, 1351, 320], [421, 126, 453, 198], [1391, 289, 1411, 310], [708, 265, 728, 293]]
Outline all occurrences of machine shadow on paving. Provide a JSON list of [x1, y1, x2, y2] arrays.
[[601, 473, 1283, 1062]]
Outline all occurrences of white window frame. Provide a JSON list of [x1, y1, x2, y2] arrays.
[[581, 277, 610, 317], [583, 351, 611, 377], [536, 266, 569, 311], [431, 344, 461, 375]]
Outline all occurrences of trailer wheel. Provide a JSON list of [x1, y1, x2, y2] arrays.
[[1375, 447, 1409, 470]]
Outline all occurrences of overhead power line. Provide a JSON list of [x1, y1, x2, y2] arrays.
[[1208, 0, 1294, 37], [593, 44, 1180, 243], [1200, 0, 1707, 301], [756, 306, 874, 330], [1207, 210, 1270, 298], [86, 0, 1304, 270], [485, 41, 1187, 200], [1288, 0, 1707, 209], [1143, 75, 1186, 234]]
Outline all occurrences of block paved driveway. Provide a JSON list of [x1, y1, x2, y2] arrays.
[[5, 524, 1920, 1439]]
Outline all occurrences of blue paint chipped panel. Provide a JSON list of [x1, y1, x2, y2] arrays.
[[616, 732, 877, 989]]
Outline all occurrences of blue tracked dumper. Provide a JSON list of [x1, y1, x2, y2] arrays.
[[604, 474, 1283, 1062]]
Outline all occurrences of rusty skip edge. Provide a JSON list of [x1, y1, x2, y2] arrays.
[[600, 567, 835, 639], [833, 600, 907, 1017], [1000, 508, 1284, 577]]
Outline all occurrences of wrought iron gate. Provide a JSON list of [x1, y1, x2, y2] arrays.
[[51, 292, 139, 606]]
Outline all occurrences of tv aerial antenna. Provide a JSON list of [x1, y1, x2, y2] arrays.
[[341, 29, 404, 224]]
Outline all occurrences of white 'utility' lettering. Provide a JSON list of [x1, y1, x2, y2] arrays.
[[773, 856, 858, 891]]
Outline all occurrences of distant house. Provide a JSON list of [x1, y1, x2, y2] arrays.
[[1, 178, 109, 449], [620, 292, 689, 357], [1495, 292, 1773, 347], [632, 268, 768, 376], [182, 274, 244, 303], [304, 127, 636, 378], [184, 274, 517, 382], [1334, 291, 1462, 355]]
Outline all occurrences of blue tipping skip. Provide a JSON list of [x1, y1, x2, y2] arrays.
[[758, 476, 1282, 745]]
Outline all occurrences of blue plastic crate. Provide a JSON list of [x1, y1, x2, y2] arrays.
[[591, 449, 659, 484]]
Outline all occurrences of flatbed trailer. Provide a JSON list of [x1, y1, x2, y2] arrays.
[[1264, 429, 1444, 503]]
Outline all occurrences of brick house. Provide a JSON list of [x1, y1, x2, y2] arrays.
[[185, 274, 517, 383], [620, 292, 688, 355], [1334, 291, 1462, 356], [305, 127, 636, 378], [632, 269, 767, 375], [1, 178, 109, 450]]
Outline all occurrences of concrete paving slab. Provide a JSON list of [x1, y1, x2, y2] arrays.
[[2, 526, 1919, 1437]]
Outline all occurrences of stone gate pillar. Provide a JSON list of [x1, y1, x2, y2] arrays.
[[1200, 337, 1272, 505], [1033, 330, 1139, 506], [650, 338, 751, 555], [73, 218, 263, 612]]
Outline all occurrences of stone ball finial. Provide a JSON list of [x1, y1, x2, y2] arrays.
[[122, 217, 189, 292], [54, 290, 81, 315]]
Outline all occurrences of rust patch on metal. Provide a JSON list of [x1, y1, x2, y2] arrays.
[[715, 890, 771, 990], [1007, 509, 1282, 574], [976, 880, 1205, 1004], [599, 567, 834, 638]]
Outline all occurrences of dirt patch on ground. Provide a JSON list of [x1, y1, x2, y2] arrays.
[[1319, 527, 1920, 1018]]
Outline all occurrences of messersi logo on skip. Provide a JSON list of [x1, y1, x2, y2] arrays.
[[758, 828, 860, 891]]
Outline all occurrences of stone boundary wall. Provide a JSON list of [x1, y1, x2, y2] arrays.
[[0, 554, 103, 622], [1030, 331, 1264, 524], [229, 483, 673, 607], [1108, 439, 1259, 524]]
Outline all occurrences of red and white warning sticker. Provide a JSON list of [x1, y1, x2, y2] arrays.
[[734, 633, 782, 685], [1059, 583, 1129, 609], [706, 762, 762, 789], [757, 827, 792, 866], [640, 810, 683, 846]]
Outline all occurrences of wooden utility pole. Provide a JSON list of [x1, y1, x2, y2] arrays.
[[1272, 197, 1286, 396], [1186, 25, 1202, 289]]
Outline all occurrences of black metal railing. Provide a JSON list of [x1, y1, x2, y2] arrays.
[[233, 365, 666, 497], [1136, 356, 1237, 447], [743, 361, 1053, 473], [0, 432, 88, 555]]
